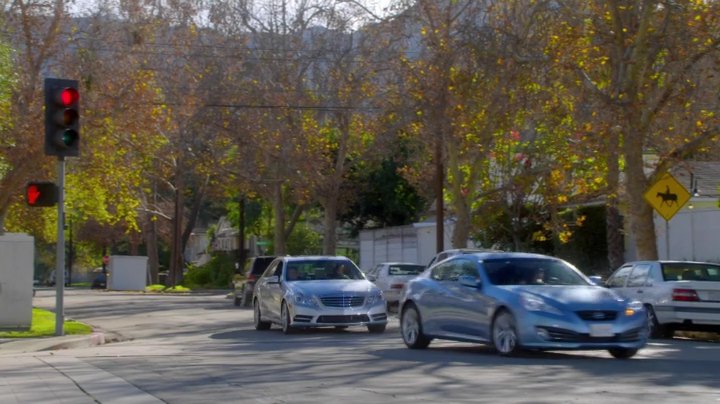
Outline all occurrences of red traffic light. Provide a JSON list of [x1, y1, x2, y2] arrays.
[[59, 87, 79, 107], [44, 78, 80, 157], [26, 182, 57, 207]]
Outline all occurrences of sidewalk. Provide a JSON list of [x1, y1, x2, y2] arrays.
[[0, 331, 166, 403]]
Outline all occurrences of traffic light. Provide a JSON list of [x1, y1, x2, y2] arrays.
[[44, 78, 80, 157], [26, 182, 57, 207]]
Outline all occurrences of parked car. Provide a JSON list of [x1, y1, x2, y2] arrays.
[[605, 260, 720, 339], [425, 248, 502, 268], [91, 272, 107, 289], [233, 256, 276, 307], [399, 251, 648, 358], [253, 256, 388, 334], [366, 262, 425, 306]]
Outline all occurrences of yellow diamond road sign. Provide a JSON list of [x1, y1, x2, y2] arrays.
[[644, 173, 691, 221]]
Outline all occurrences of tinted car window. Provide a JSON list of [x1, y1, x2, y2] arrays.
[[388, 264, 425, 276], [431, 262, 452, 281], [662, 262, 720, 281], [247, 257, 276, 276], [627, 264, 650, 287], [607, 266, 632, 288], [444, 260, 478, 281], [484, 258, 588, 286], [286, 259, 364, 281], [261, 261, 280, 278]]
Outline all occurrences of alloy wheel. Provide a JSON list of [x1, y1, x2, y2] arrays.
[[493, 311, 519, 355]]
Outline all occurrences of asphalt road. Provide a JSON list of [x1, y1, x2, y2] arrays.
[[11, 288, 720, 403]]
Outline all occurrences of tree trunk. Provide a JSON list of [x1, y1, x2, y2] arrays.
[[623, 123, 658, 260], [605, 129, 624, 272], [145, 215, 159, 284], [170, 169, 185, 286], [272, 182, 286, 255], [181, 175, 209, 259], [322, 199, 338, 255]]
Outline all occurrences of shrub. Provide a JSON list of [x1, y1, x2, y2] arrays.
[[183, 253, 235, 288]]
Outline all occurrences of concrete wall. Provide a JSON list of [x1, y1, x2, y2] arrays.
[[358, 221, 460, 270], [655, 205, 720, 262]]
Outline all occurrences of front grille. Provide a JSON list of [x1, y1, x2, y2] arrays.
[[537, 326, 645, 343], [576, 310, 618, 321], [320, 295, 365, 308], [316, 315, 370, 324]]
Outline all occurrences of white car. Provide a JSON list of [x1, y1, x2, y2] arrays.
[[253, 256, 388, 334], [366, 262, 425, 305], [606, 260, 720, 338]]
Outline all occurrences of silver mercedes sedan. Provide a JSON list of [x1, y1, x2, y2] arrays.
[[253, 256, 388, 334]]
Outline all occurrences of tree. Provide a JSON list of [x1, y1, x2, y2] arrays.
[[547, 0, 720, 260], [0, 1, 69, 233]]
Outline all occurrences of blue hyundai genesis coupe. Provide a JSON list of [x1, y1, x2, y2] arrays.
[[399, 252, 648, 358]]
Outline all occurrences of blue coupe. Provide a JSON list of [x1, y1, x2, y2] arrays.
[[399, 252, 648, 358]]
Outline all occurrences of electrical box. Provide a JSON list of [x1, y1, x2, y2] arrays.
[[108, 255, 148, 291], [0, 233, 34, 331]]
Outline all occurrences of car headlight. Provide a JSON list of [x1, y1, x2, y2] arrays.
[[624, 300, 644, 317], [520, 293, 562, 315], [366, 291, 384, 307], [294, 293, 318, 308]]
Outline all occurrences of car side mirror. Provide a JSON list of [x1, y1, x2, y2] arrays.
[[367, 275, 376, 282], [459, 275, 481, 289]]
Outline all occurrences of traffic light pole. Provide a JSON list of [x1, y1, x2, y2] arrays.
[[55, 158, 65, 336]]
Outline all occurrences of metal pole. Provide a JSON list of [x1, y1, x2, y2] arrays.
[[690, 208, 696, 261], [55, 158, 65, 336], [665, 220, 670, 260]]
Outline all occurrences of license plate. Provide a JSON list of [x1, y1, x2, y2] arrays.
[[589, 323, 614, 337]]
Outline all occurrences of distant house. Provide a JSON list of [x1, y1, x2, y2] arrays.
[[211, 216, 240, 252], [185, 228, 210, 266]]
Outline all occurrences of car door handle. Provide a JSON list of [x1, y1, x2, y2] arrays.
[[636, 290, 643, 294]]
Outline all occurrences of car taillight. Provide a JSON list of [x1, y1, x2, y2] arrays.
[[247, 274, 257, 282], [391, 283, 404, 289], [672, 288, 699, 301]]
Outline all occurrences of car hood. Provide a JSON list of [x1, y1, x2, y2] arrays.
[[509, 285, 627, 308], [289, 280, 379, 295]]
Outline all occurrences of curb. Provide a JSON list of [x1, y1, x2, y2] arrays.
[[0, 331, 125, 355]]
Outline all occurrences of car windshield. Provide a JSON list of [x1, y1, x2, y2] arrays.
[[388, 264, 425, 276], [662, 263, 720, 281], [285, 260, 364, 281], [484, 258, 590, 286]]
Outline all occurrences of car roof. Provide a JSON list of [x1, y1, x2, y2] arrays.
[[282, 256, 352, 261], [440, 251, 561, 263], [621, 260, 720, 265], [378, 262, 424, 265]]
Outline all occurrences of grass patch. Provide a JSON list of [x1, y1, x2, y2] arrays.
[[164, 285, 191, 293], [145, 284, 167, 292], [0, 308, 93, 338], [143, 284, 192, 293]]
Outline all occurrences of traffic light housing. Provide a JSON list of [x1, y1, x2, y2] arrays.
[[44, 78, 80, 157], [26, 182, 57, 207]]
